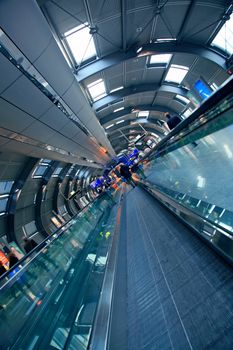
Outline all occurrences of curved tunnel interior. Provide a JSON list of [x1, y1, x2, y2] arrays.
[[0, 1, 233, 349]]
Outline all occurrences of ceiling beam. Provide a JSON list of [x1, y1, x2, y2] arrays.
[[107, 121, 164, 136], [93, 83, 188, 110], [77, 42, 227, 81], [121, 0, 127, 52], [100, 104, 178, 125]]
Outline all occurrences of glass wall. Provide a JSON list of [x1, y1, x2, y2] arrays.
[[144, 96, 233, 234]]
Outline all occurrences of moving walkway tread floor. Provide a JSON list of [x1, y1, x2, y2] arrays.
[[109, 187, 233, 350]]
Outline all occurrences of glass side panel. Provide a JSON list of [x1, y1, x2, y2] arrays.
[[0, 192, 118, 349], [144, 103, 233, 234]]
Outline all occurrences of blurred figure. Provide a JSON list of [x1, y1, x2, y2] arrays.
[[0, 264, 7, 277], [165, 112, 198, 147], [131, 160, 146, 180], [8, 251, 19, 268], [120, 163, 136, 188], [23, 237, 38, 254], [165, 112, 182, 131]]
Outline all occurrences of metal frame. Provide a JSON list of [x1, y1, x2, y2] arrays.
[[100, 104, 177, 125], [93, 83, 188, 110], [77, 42, 227, 81]]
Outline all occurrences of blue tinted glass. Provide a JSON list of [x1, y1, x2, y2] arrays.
[[0, 197, 8, 213], [33, 165, 48, 177], [53, 167, 63, 176], [0, 181, 14, 194]]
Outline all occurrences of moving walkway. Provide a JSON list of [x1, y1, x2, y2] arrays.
[[1, 77, 233, 349]]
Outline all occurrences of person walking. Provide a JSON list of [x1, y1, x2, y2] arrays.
[[120, 163, 136, 188]]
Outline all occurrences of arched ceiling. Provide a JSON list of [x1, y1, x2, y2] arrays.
[[39, 0, 233, 153]]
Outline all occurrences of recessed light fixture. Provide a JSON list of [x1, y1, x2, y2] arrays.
[[110, 86, 124, 93], [116, 120, 125, 124], [105, 124, 114, 129], [113, 107, 124, 112]]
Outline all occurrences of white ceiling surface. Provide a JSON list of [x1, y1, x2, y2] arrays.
[[0, 0, 115, 166], [39, 0, 231, 151]]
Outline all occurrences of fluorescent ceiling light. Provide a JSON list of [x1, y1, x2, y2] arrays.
[[211, 13, 233, 55], [149, 54, 172, 65], [175, 94, 190, 104], [165, 64, 189, 84], [114, 107, 124, 112], [210, 83, 218, 91], [116, 120, 125, 124], [105, 124, 114, 129], [156, 38, 177, 42], [110, 86, 124, 93], [138, 111, 149, 117], [87, 79, 106, 101], [64, 23, 97, 64]]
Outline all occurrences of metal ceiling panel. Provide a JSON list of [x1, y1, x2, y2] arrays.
[[180, 2, 227, 43], [107, 76, 124, 92], [171, 53, 197, 67], [0, 54, 22, 94], [125, 71, 145, 86], [1, 75, 52, 118], [39, 106, 68, 131], [96, 19, 122, 57], [126, 9, 154, 47], [104, 62, 124, 79], [169, 100, 186, 113], [211, 69, 230, 86], [33, 40, 75, 95], [0, 136, 9, 147], [191, 58, 221, 82], [22, 122, 56, 143], [90, 0, 121, 22], [0, 98, 35, 132], [44, 0, 87, 35], [143, 68, 164, 83], [125, 57, 147, 72], [161, 2, 191, 39], [60, 121, 80, 138], [0, 0, 53, 62]]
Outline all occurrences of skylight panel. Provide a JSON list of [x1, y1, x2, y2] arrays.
[[149, 54, 172, 65], [211, 14, 233, 55], [64, 23, 97, 64], [138, 111, 149, 118], [175, 94, 190, 104], [87, 79, 106, 101], [165, 65, 189, 84], [183, 108, 193, 118]]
